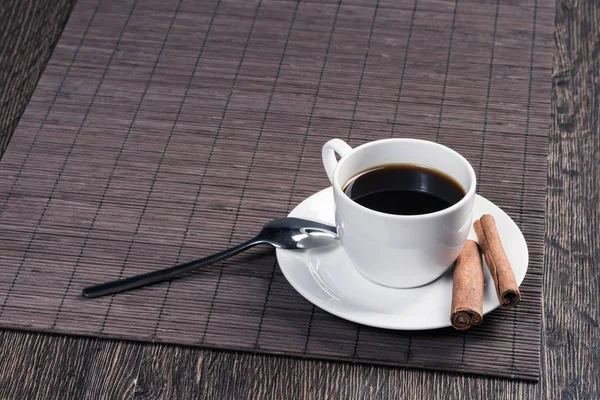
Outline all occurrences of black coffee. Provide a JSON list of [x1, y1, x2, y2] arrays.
[[343, 164, 465, 215]]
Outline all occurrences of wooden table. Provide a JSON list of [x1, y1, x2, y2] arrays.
[[0, 0, 598, 398]]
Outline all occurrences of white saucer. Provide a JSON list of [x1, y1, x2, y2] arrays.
[[276, 187, 528, 330]]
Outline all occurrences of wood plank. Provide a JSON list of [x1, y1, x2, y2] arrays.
[[544, 0, 600, 397], [0, 0, 76, 157], [0, 330, 141, 399]]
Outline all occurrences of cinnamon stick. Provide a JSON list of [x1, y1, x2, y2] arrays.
[[451, 240, 484, 330], [473, 214, 521, 309]]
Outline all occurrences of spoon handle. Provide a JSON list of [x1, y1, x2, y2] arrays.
[[82, 238, 260, 299]]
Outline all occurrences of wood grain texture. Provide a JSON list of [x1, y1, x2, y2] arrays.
[[0, 0, 76, 159], [545, 0, 600, 397], [0, 330, 141, 399], [0, 0, 597, 399]]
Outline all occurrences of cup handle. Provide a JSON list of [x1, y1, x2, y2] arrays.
[[322, 139, 353, 184]]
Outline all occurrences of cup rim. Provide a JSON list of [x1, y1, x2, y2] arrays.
[[332, 138, 477, 220]]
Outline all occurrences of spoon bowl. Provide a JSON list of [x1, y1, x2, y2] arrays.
[[256, 217, 339, 249]]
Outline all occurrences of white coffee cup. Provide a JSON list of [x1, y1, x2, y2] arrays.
[[322, 138, 477, 288]]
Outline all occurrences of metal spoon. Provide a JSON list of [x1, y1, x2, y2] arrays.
[[82, 217, 337, 299]]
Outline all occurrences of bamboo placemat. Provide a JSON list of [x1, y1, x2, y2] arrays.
[[0, 0, 553, 380]]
